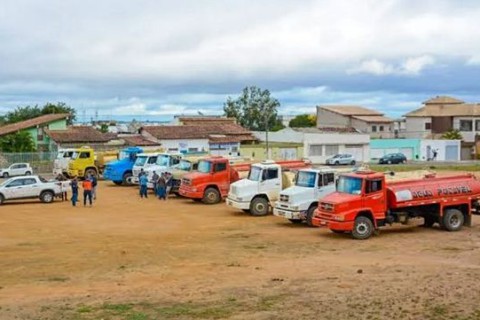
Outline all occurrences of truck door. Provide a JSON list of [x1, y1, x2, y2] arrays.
[[364, 179, 387, 219], [260, 167, 281, 201], [213, 162, 229, 195], [4, 178, 26, 198], [77, 151, 93, 171], [22, 178, 39, 197], [318, 172, 335, 198]]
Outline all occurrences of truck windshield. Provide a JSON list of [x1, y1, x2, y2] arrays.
[[178, 160, 192, 171], [71, 152, 79, 160], [157, 155, 170, 166], [248, 167, 262, 181], [198, 160, 211, 173], [337, 176, 363, 195], [119, 151, 129, 160], [134, 156, 148, 166], [296, 171, 316, 188]]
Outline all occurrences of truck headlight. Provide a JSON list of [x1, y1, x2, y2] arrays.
[[333, 215, 345, 221]]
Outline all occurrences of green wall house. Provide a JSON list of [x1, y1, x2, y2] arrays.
[[370, 139, 421, 160], [241, 142, 304, 161], [0, 114, 69, 151]]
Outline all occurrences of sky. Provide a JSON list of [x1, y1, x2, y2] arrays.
[[1, 0, 480, 122]]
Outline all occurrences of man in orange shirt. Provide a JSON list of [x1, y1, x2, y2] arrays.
[[82, 178, 93, 207]]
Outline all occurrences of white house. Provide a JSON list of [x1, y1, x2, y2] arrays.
[[254, 127, 370, 164]]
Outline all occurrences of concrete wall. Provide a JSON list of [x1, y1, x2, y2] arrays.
[[350, 119, 394, 138], [303, 133, 370, 164], [316, 107, 351, 127], [370, 139, 421, 160], [159, 139, 209, 153], [241, 145, 304, 162], [453, 117, 480, 142], [252, 128, 304, 143], [420, 140, 461, 161], [405, 117, 431, 138]]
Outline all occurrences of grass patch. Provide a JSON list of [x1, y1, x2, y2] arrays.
[[102, 303, 133, 313], [156, 302, 236, 319], [76, 305, 92, 313], [256, 295, 284, 311]]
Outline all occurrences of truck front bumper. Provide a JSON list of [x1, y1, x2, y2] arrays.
[[179, 186, 203, 199], [226, 197, 250, 210], [273, 207, 304, 220], [67, 169, 83, 178], [312, 217, 354, 231]]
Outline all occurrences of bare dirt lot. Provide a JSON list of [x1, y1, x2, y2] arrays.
[[1, 178, 480, 320]]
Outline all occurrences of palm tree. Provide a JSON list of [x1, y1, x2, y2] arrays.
[[442, 129, 463, 140]]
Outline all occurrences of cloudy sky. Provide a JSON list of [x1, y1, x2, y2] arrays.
[[1, 0, 480, 121]]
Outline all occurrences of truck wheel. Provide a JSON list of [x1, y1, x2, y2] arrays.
[[289, 219, 302, 224], [350, 160, 356, 165], [84, 168, 97, 179], [122, 172, 133, 185], [40, 191, 54, 203], [306, 206, 317, 227], [113, 181, 123, 186], [203, 188, 220, 204], [422, 215, 436, 228], [250, 197, 269, 216], [352, 216, 374, 240], [443, 209, 464, 232], [242, 209, 251, 213], [334, 161, 339, 165], [3, 172, 8, 178]]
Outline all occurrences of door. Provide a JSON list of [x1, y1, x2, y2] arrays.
[[3, 179, 26, 199], [213, 162, 229, 196], [279, 148, 297, 160], [316, 173, 336, 199], [76, 151, 93, 171], [21, 178, 39, 197], [370, 149, 384, 160], [345, 145, 364, 162], [445, 145, 458, 161], [399, 148, 413, 160], [10, 164, 21, 176], [364, 179, 386, 219], [259, 167, 281, 201]]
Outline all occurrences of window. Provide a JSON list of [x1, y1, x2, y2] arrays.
[[188, 148, 198, 152], [366, 180, 383, 194], [460, 120, 473, 131], [262, 168, 278, 180], [147, 157, 157, 164], [323, 173, 335, 186], [79, 152, 90, 159], [325, 145, 339, 156], [309, 145, 323, 156], [296, 171, 316, 188], [425, 122, 431, 130], [476, 120, 480, 131], [372, 125, 377, 132], [37, 126, 44, 141], [23, 178, 37, 185], [379, 126, 384, 132], [168, 148, 178, 152], [192, 163, 198, 170], [6, 180, 24, 188], [214, 162, 227, 172]]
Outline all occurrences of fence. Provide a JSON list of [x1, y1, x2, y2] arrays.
[[0, 152, 58, 174]]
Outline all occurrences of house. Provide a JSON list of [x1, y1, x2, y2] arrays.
[[139, 122, 256, 155], [370, 139, 460, 161], [0, 113, 70, 151], [403, 95, 480, 159], [241, 142, 304, 161], [253, 127, 370, 164], [45, 126, 116, 150], [317, 105, 394, 138]]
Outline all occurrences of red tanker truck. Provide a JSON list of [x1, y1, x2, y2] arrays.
[[312, 169, 480, 239]]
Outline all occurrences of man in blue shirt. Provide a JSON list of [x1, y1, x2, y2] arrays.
[[139, 174, 148, 198]]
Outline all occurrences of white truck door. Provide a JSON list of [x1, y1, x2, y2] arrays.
[[259, 167, 282, 202], [22, 178, 39, 197], [4, 178, 25, 198], [318, 172, 336, 198]]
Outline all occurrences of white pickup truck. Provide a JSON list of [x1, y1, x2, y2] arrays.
[[273, 168, 337, 226], [53, 148, 75, 176], [0, 175, 62, 205]]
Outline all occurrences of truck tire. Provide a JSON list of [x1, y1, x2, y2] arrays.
[[122, 172, 133, 185], [352, 216, 374, 240], [84, 168, 97, 179], [0, 194, 4, 205], [422, 215, 436, 228], [289, 219, 302, 224], [3, 172, 8, 178], [350, 160, 356, 165], [250, 197, 269, 216], [442, 209, 464, 232], [306, 205, 317, 227], [40, 191, 54, 203], [202, 188, 220, 204], [113, 181, 123, 186]]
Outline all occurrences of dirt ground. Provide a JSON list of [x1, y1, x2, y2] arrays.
[[1, 176, 480, 320]]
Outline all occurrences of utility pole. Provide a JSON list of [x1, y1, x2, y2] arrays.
[[265, 111, 269, 159]]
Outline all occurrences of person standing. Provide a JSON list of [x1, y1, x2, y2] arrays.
[[165, 172, 173, 200], [82, 178, 93, 207], [432, 149, 438, 161], [138, 168, 145, 180], [91, 175, 98, 200], [151, 171, 159, 196], [56, 173, 68, 201], [139, 173, 148, 198], [157, 173, 167, 200], [71, 177, 79, 207]]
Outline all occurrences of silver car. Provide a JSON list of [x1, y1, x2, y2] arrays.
[[326, 154, 356, 166]]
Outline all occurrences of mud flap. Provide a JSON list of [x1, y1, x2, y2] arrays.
[[465, 214, 472, 227]]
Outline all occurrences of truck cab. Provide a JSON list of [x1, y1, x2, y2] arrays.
[[170, 157, 203, 195], [67, 147, 97, 178], [179, 157, 239, 204], [53, 148, 75, 176], [131, 153, 159, 183], [104, 147, 143, 185], [144, 153, 183, 188], [273, 168, 336, 226], [226, 160, 297, 216]]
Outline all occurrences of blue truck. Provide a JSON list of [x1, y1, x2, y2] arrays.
[[103, 147, 144, 185]]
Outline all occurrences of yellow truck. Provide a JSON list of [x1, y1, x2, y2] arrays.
[[67, 146, 118, 179]]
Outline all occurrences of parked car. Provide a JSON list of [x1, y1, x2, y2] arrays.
[[0, 163, 33, 178], [0, 175, 62, 205], [378, 153, 407, 164], [326, 154, 356, 166]]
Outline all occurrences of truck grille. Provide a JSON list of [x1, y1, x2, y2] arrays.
[[231, 185, 237, 194], [173, 179, 181, 187], [279, 194, 289, 202], [182, 178, 191, 186], [320, 202, 333, 212]]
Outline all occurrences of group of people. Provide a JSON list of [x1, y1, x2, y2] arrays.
[[56, 173, 98, 207], [138, 169, 173, 200]]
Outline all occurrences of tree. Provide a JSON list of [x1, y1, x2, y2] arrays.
[[223, 86, 284, 131], [289, 114, 316, 127], [2, 102, 76, 125], [99, 123, 109, 133], [442, 129, 463, 140], [0, 131, 36, 152]]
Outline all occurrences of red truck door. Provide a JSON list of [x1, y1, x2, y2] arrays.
[[364, 178, 387, 219], [213, 161, 230, 196]]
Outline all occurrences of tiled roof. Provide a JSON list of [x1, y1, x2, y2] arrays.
[[352, 115, 394, 123], [423, 96, 464, 105], [141, 124, 256, 142], [404, 104, 480, 117], [178, 117, 236, 126], [319, 105, 383, 116], [121, 135, 160, 146], [45, 126, 112, 143], [293, 127, 361, 133], [0, 113, 70, 136]]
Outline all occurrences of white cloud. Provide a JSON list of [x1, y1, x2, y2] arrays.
[[348, 55, 435, 76], [466, 56, 480, 65]]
